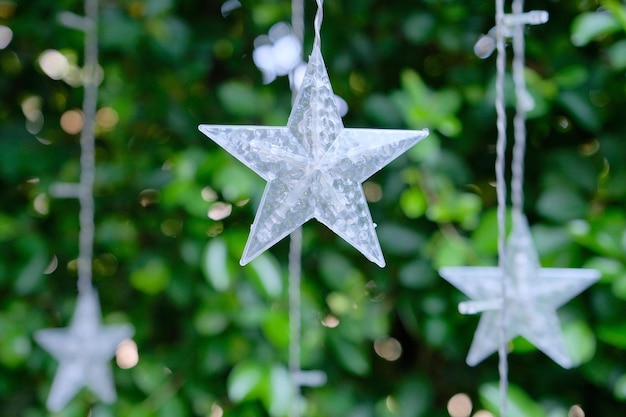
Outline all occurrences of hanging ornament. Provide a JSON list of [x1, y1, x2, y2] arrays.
[[35, 288, 134, 412], [440, 0, 599, 378], [35, 0, 135, 411], [199, 0, 428, 268], [440, 212, 599, 368]]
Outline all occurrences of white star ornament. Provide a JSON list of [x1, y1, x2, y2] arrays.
[[199, 46, 428, 267], [34, 289, 135, 411], [439, 213, 599, 368]]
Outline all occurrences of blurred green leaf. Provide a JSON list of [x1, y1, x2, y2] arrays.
[[563, 319, 597, 366], [479, 383, 548, 417], [571, 11, 621, 46], [227, 359, 266, 403], [202, 237, 232, 292], [328, 331, 371, 376], [130, 258, 170, 295], [246, 253, 283, 299]]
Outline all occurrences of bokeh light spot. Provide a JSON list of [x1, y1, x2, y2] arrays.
[[0, 25, 13, 49], [115, 339, 138, 369], [201, 186, 218, 202], [447, 393, 472, 417], [208, 202, 232, 221], [374, 337, 402, 361], [363, 181, 382, 202], [96, 107, 119, 130], [44, 255, 58, 275], [38, 49, 70, 80], [161, 218, 183, 237], [568, 405, 585, 417], [139, 189, 160, 207], [210, 403, 224, 417], [321, 315, 339, 328], [33, 193, 49, 215], [60, 110, 84, 134]]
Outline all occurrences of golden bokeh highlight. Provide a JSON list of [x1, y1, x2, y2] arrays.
[[447, 393, 472, 417], [374, 337, 402, 361], [321, 315, 339, 328], [115, 339, 139, 369], [60, 110, 84, 134], [96, 106, 119, 130], [568, 405, 585, 417], [208, 202, 232, 221], [472, 410, 494, 417]]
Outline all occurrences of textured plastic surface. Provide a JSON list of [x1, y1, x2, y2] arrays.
[[34, 289, 134, 411], [199, 46, 428, 267], [439, 213, 599, 368]]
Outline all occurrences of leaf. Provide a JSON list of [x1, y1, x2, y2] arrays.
[[266, 365, 293, 417], [0, 313, 31, 368], [99, 9, 142, 52], [328, 332, 371, 376], [607, 39, 626, 70], [227, 360, 266, 403], [598, 322, 626, 349], [563, 319, 597, 366], [14, 235, 47, 295], [536, 187, 588, 223], [261, 309, 290, 349], [377, 223, 426, 256], [556, 90, 601, 132], [0, 212, 19, 241], [479, 382, 548, 417], [129, 258, 170, 295], [246, 253, 283, 298], [202, 237, 231, 292], [400, 188, 427, 219], [570, 11, 621, 46]]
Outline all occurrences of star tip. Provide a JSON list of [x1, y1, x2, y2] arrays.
[[465, 358, 480, 367]]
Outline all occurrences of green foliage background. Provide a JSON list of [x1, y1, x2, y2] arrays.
[[1, 0, 626, 415]]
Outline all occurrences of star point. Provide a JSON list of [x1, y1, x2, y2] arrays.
[[199, 45, 428, 267], [34, 288, 134, 412], [440, 213, 599, 368]]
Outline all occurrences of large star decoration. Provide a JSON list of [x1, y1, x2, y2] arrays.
[[199, 46, 428, 267], [439, 213, 599, 368], [34, 288, 134, 411]]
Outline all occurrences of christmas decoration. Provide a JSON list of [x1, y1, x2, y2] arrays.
[[34, 288, 134, 412], [440, 1, 599, 414], [199, 40, 428, 268], [35, 0, 134, 411], [440, 212, 599, 368]]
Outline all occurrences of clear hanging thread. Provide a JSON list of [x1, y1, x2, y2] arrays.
[[494, 0, 509, 415], [77, 0, 99, 295]]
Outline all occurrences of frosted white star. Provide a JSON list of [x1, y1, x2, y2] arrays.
[[199, 46, 428, 267], [439, 213, 599, 368], [34, 288, 134, 411]]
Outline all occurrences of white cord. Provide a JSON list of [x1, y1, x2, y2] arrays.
[[511, 0, 527, 218], [313, 0, 323, 50], [289, 1, 306, 416], [77, 0, 99, 294], [495, 0, 509, 415]]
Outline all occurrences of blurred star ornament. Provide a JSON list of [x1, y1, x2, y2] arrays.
[[439, 212, 599, 368], [199, 45, 428, 267], [34, 288, 134, 412]]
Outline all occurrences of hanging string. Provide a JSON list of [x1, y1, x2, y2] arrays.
[[288, 227, 303, 417], [77, 0, 99, 295], [289, 1, 305, 416], [313, 0, 323, 50], [511, 0, 527, 218], [494, 0, 509, 415]]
